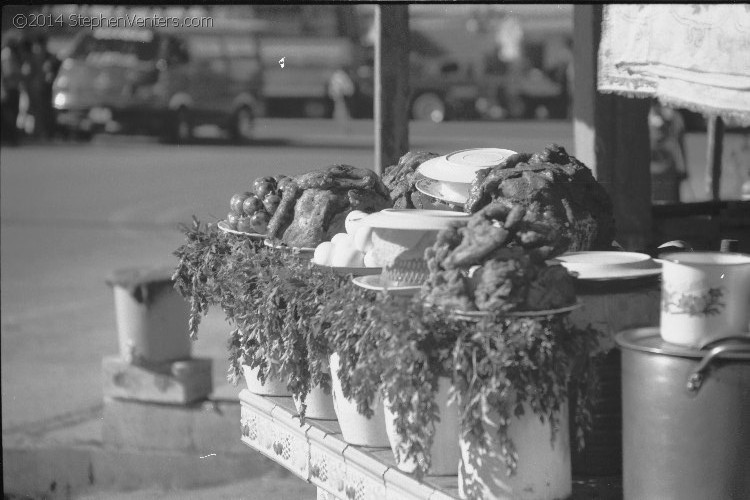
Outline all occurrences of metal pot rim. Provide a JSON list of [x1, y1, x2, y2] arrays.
[[616, 327, 750, 360]]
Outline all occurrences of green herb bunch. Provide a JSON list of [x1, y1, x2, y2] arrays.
[[319, 289, 458, 477], [376, 300, 463, 478], [172, 217, 236, 340], [452, 314, 600, 485], [316, 283, 383, 418], [218, 243, 351, 420], [173, 218, 355, 418], [320, 285, 600, 482]]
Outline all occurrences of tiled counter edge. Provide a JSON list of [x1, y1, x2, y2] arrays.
[[239, 389, 460, 500]]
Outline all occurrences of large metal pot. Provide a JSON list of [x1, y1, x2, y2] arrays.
[[616, 328, 750, 500]]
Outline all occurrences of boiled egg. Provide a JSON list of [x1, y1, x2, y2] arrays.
[[353, 226, 374, 253], [330, 232, 353, 249], [331, 244, 365, 267], [313, 242, 334, 266]]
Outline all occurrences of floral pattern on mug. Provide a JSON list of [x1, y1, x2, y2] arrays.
[[661, 286, 725, 317]]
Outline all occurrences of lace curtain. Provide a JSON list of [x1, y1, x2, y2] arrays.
[[598, 4, 750, 126]]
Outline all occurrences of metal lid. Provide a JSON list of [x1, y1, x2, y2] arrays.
[[616, 327, 750, 360]]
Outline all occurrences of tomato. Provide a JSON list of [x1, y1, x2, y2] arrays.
[[253, 177, 276, 197], [226, 212, 240, 229], [276, 176, 295, 194], [242, 195, 265, 217], [237, 216, 255, 233], [263, 193, 282, 215], [250, 210, 271, 234], [230, 192, 253, 215], [254, 181, 275, 200]]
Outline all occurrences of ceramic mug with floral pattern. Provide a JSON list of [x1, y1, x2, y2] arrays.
[[660, 252, 750, 347]]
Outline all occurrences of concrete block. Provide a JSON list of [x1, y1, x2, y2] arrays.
[[103, 397, 247, 455], [102, 355, 212, 404]]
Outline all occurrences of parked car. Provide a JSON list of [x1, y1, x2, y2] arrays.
[[52, 21, 265, 143], [351, 34, 482, 123]]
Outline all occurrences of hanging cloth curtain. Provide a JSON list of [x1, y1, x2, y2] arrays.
[[598, 4, 750, 126]]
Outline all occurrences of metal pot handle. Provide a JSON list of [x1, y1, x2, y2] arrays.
[[687, 337, 750, 393]]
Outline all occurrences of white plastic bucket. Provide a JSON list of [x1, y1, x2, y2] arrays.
[[329, 352, 390, 447], [242, 364, 290, 397], [383, 376, 460, 475], [459, 402, 571, 500], [293, 384, 337, 420], [110, 268, 192, 364]]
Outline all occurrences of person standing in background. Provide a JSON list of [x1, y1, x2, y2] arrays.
[[19, 35, 44, 138], [649, 101, 688, 204], [34, 34, 60, 140], [328, 67, 355, 134], [1, 38, 22, 145]]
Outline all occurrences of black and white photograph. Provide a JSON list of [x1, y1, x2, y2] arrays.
[[2, 4, 749, 499]]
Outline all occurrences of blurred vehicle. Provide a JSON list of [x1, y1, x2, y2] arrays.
[[351, 31, 482, 123], [480, 36, 571, 120], [251, 5, 364, 118], [52, 21, 265, 143]]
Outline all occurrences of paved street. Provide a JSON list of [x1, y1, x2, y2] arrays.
[[1, 117, 746, 497]]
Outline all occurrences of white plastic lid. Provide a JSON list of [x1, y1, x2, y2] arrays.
[[360, 209, 469, 230], [417, 148, 517, 183]]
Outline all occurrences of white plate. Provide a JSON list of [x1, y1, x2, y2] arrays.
[[415, 178, 468, 205], [263, 239, 316, 253], [417, 148, 517, 184], [217, 220, 265, 238], [553, 251, 662, 281], [447, 301, 583, 321], [351, 275, 422, 296], [360, 209, 469, 230], [311, 262, 382, 276]]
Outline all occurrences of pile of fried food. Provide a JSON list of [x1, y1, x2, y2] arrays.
[[464, 144, 615, 251], [421, 221, 577, 313], [415, 144, 613, 313], [267, 164, 392, 248]]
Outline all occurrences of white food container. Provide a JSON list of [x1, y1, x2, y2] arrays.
[[660, 252, 750, 347]]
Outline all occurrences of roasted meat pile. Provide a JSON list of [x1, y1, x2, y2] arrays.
[[421, 203, 577, 313], [266, 165, 392, 248], [464, 144, 615, 252]]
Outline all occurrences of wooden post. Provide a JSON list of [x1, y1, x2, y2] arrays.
[[374, 5, 410, 175], [706, 116, 724, 201], [573, 5, 652, 251]]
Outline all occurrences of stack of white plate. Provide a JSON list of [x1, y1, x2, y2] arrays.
[[415, 148, 517, 206]]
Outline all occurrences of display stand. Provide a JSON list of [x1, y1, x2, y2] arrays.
[[239, 390, 623, 500]]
